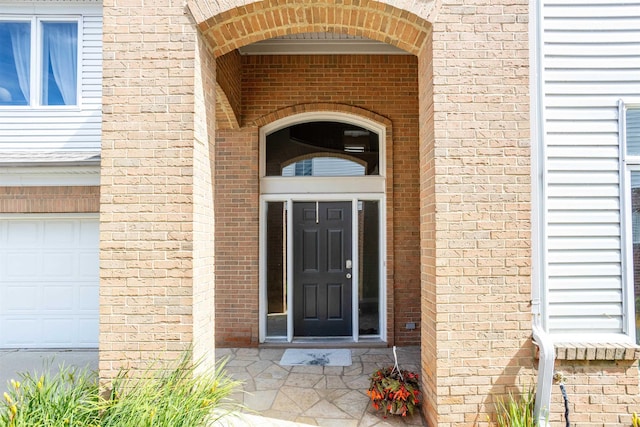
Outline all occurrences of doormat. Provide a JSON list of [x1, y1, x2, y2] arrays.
[[279, 349, 352, 367]]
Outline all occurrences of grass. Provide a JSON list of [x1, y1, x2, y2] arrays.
[[494, 386, 535, 427], [0, 351, 240, 427]]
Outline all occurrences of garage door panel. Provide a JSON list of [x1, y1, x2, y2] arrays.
[[3, 318, 39, 346], [4, 284, 39, 310], [77, 318, 99, 344], [0, 216, 99, 348], [79, 221, 99, 247], [78, 285, 99, 310], [6, 221, 38, 246], [43, 221, 75, 246], [43, 252, 75, 277], [6, 253, 40, 277], [79, 252, 99, 277], [43, 286, 74, 310], [43, 319, 75, 345]]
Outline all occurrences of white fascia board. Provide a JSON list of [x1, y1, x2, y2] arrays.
[[0, 165, 100, 186]]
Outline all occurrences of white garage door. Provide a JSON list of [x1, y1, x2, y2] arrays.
[[0, 215, 99, 348]]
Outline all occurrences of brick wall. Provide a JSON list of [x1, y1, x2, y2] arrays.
[[550, 359, 640, 426], [0, 186, 100, 213], [428, 0, 532, 425], [192, 31, 218, 372], [213, 54, 421, 347], [214, 126, 260, 346], [216, 49, 242, 129], [100, 0, 211, 378]]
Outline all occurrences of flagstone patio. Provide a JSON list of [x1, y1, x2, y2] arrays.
[[215, 346, 425, 427]]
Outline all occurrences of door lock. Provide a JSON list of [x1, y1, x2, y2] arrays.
[[346, 259, 352, 269], [346, 273, 352, 279]]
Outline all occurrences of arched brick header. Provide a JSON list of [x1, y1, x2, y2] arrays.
[[188, 0, 433, 57], [252, 102, 392, 130]]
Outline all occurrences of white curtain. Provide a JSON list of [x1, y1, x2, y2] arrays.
[[8, 23, 30, 104], [42, 22, 77, 105]]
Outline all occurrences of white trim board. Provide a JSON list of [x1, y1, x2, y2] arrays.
[[0, 165, 100, 186]]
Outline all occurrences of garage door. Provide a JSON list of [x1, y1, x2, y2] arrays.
[[0, 215, 99, 348]]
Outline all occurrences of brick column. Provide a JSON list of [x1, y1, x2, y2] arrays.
[[100, 0, 216, 378], [426, 1, 531, 425]]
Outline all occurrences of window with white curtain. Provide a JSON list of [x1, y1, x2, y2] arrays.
[[0, 18, 78, 107]]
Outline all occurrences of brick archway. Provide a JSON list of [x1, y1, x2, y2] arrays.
[[189, 1, 436, 423], [188, 0, 433, 57], [253, 103, 392, 129], [100, 0, 532, 425]]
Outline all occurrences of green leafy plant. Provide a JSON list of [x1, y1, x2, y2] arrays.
[[0, 351, 240, 427], [494, 386, 535, 427], [99, 352, 240, 427], [367, 365, 421, 417], [0, 365, 100, 427]]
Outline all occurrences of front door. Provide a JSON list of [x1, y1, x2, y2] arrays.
[[293, 201, 352, 336]]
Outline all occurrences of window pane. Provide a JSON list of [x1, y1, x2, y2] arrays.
[[41, 22, 77, 106], [632, 172, 640, 344], [358, 200, 380, 336], [282, 157, 366, 177], [266, 201, 287, 337], [266, 121, 380, 176], [0, 22, 30, 106], [627, 109, 640, 156]]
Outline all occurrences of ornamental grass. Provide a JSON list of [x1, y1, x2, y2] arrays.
[[494, 386, 536, 427], [0, 351, 240, 427], [1, 365, 100, 427]]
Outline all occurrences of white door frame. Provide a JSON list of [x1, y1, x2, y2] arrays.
[[258, 194, 386, 343]]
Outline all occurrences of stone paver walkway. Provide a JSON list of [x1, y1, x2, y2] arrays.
[[215, 347, 425, 427]]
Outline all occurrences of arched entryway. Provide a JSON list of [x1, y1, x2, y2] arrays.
[[259, 112, 387, 343], [189, 0, 435, 422]]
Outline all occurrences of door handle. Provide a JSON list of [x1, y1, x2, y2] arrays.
[[346, 273, 352, 279], [346, 259, 352, 269]]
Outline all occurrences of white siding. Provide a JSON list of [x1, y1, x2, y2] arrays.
[[542, 0, 640, 339], [0, 2, 102, 151]]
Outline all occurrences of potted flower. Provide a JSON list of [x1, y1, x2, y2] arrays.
[[367, 347, 422, 417]]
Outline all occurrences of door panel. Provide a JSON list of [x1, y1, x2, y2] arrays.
[[293, 201, 352, 336], [327, 283, 343, 319], [303, 284, 319, 318], [302, 230, 319, 271]]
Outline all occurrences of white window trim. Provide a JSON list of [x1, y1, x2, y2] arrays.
[[620, 100, 640, 344], [259, 111, 386, 178], [258, 112, 388, 343], [0, 15, 82, 110]]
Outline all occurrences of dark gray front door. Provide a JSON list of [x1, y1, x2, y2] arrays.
[[293, 201, 352, 336]]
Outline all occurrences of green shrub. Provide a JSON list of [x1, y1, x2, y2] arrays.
[[495, 386, 535, 427], [0, 365, 100, 427], [99, 352, 240, 427], [1, 351, 240, 427]]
